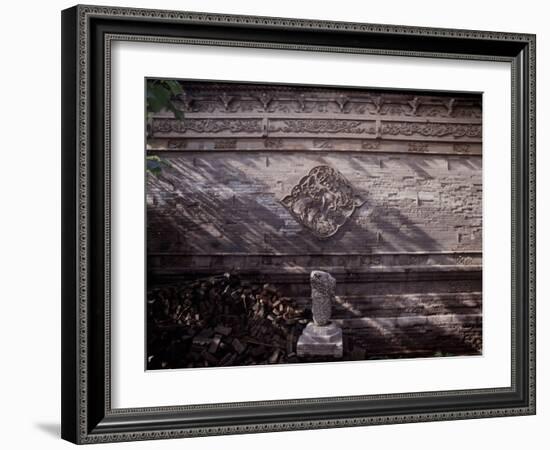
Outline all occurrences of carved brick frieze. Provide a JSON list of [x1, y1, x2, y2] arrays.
[[169, 82, 481, 119], [153, 117, 377, 136], [166, 140, 188, 149], [264, 138, 283, 149], [270, 119, 376, 134], [152, 118, 263, 134], [150, 137, 482, 155], [361, 140, 381, 150], [408, 142, 429, 152], [453, 143, 473, 153], [177, 97, 481, 118], [214, 139, 237, 150], [151, 83, 482, 147], [381, 122, 482, 138]]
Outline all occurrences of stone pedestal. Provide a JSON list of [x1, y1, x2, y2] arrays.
[[297, 322, 343, 358]]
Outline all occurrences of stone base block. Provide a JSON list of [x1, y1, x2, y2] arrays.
[[297, 322, 343, 358]]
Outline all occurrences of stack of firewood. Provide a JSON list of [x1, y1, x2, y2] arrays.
[[147, 273, 310, 369]]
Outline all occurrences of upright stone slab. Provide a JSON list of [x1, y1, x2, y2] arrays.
[[297, 271, 343, 358]]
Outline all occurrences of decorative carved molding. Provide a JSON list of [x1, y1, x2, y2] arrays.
[[361, 140, 381, 150], [281, 165, 365, 239], [381, 122, 481, 138], [445, 98, 456, 117], [151, 138, 482, 154], [214, 139, 237, 149], [453, 143, 472, 153], [407, 97, 421, 116], [271, 119, 375, 134], [335, 95, 349, 112], [452, 106, 482, 118], [264, 138, 283, 149], [152, 118, 263, 134], [256, 92, 273, 111], [313, 139, 334, 149], [167, 140, 187, 149], [219, 93, 234, 111], [371, 96, 384, 114], [168, 85, 482, 119], [296, 94, 307, 112], [408, 142, 429, 152]]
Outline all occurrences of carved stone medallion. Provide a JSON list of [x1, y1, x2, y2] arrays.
[[281, 165, 365, 239]]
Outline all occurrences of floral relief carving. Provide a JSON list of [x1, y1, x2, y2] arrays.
[[420, 106, 447, 117], [152, 118, 263, 134], [381, 122, 481, 138], [271, 119, 375, 134], [381, 104, 406, 115], [281, 165, 365, 239]]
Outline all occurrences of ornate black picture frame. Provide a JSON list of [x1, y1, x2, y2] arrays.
[[61, 5, 536, 444]]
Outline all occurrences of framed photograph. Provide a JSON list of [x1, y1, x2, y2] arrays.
[[61, 4, 536, 444]]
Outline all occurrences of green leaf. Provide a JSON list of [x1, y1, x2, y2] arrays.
[[146, 80, 185, 120], [148, 85, 171, 112], [165, 80, 183, 95], [171, 108, 183, 120], [146, 155, 171, 176]]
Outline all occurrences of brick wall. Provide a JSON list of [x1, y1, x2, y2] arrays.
[[146, 81, 482, 357], [147, 152, 481, 256]]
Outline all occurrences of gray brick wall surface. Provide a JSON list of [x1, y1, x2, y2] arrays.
[[146, 81, 483, 357]]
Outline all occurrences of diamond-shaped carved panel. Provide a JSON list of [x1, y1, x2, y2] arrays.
[[281, 165, 365, 239]]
